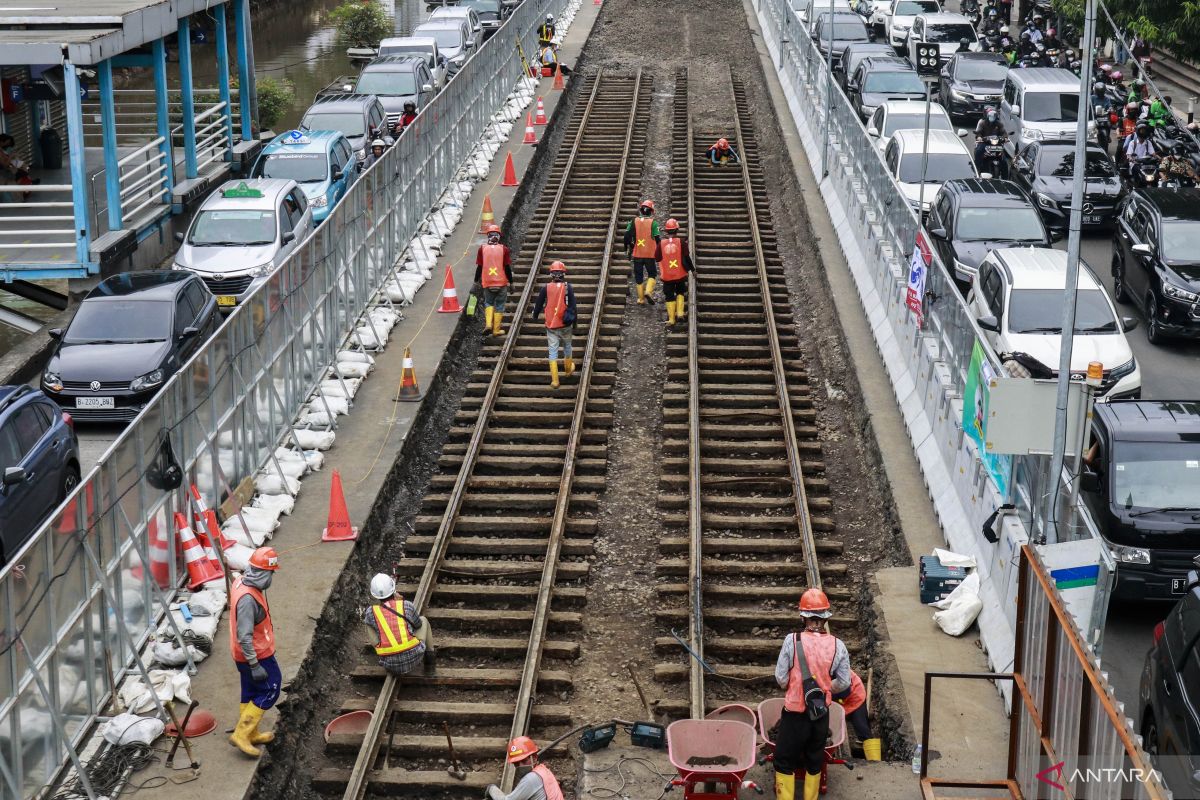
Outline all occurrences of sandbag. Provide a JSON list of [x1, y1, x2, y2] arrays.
[[253, 492, 297, 517], [255, 473, 300, 496], [103, 713, 165, 746], [293, 429, 336, 451], [931, 572, 983, 636]]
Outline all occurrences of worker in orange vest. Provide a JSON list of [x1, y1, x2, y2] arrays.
[[474, 223, 513, 337], [363, 572, 434, 674], [834, 668, 880, 760], [486, 736, 565, 800], [229, 547, 282, 758], [532, 260, 577, 389], [623, 199, 660, 304], [654, 218, 695, 327], [772, 587, 851, 800], [707, 137, 741, 166]]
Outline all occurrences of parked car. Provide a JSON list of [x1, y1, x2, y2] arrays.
[[811, 11, 871, 69], [865, 99, 956, 152], [354, 55, 437, 128], [799, 0, 854, 32], [1081, 401, 1200, 605], [455, 0, 507, 37], [937, 52, 1008, 119], [1000, 68, 1090, 152], [877, 0, 939, 48], [0, 385, 79, 563], [413, 19, 476, 76], [430, 5, 483, 43], [1111, 188, 1200, 344], [1010, 140, 1123, 232], [967, 247, 1141, 398], [905, 13, 979, 69], [377, 36, 448, 89], [837, 41, 897, 90], [847, 56, 927, 121], [884, 127, 979, 212], [299, 94, 389, 162], [41, 271, 220, 422], [172, 179, 313, 310], [251, 129, 359, 224], [926, 178, 1055, 283]]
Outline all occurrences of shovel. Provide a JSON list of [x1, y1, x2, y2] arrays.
[[443, 721, 466, 780]]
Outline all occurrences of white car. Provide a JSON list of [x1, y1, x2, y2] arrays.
[[799, 0, 854, 32], [883, 128, 978, 213], [429, 6, 482, 44], [880, 0, 940, 48], [866, 99, 958, 152], [968, 247, 1142, 399], [378, 36, 447, 89], [905, 13, 979, 68]]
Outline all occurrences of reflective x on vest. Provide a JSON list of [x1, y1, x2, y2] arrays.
[[659, 237, 687, 281], [374, 601, 420, 656], [481, 245, 508, 288], [633, 217, 656, 258]]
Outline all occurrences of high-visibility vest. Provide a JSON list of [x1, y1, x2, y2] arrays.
[[229, 579, 275, 663], [783, 631, 836, 713], [544, 282, 569, 329], [480, 244, 508, 288], [533, 765, 565, 800], [842, 669, 867, 714], [632, 217, 656, 258], [373, 599, 421, 656], [658, 237, 687, 282]]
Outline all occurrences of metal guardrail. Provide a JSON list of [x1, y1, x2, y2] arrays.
[[81, 90, 240, 149], [0, 184, 77, 254], [0, 0, 562, 793]]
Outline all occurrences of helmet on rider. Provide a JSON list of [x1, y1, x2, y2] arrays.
[[987, 7, 997, 16], [960, 36, 971, 47], [799, 588, 832, 619], [1099, 63, 1113, 73], [1134, 78, 1146, 89], [1000, 24, 1009, 34], [1111, 70, 1122, 81], [370, 138, 385, 151], [1019, 29, 1031, 41], [369, 573, 396, 600], [403, 101, 416, 112], [1136, 121, 1151, 136], [1046, 27, 1055, 36]]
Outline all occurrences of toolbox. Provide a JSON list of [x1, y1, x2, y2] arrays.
[[628, 721, 666, 749], [578, 723, 617, 753], [919, 555, 968, 604]]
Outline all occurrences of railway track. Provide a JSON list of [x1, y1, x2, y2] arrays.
[[653, 70, 854, 718], [313, 70, 651, 798]]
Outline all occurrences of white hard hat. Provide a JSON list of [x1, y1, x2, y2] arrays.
[[371, 138, 385, 149], [546, 13, 554, 20], [369, 572, 396, 600]]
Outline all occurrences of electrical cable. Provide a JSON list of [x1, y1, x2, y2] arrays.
[[52, 742, 156, 799], [581, 755, 675, 799]]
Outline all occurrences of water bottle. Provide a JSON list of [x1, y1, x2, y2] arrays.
[[911, 744, 923, 774]]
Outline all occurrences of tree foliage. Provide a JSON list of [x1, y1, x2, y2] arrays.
[[255, 77, 295, 130], [329, 0, 391, 48], [1062, 0, 1200, 63]]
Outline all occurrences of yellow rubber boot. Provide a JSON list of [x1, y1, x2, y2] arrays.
[[666, 301, 677, 326], [549, 360, 560, 389], [564, 357, 575, 376], [484, 306, 494, 333], [862, 737, 881, 761], [636, 282, 646, 304], [802, 772, 821, 800], [229, 704, 263, 757], [774, 771, 795, 800], [676, 295, 686, 318], [645, 277, 656, 300], [239, 703, 275, 745], [493, 312, 504, 337]]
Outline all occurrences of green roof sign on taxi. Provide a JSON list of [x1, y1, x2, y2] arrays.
[[221, 182, 265, 199]]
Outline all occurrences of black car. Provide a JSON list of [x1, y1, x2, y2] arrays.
[[41, 271, 219, 422], [926, 179, 1055, 284], [1080, 401, 1200, 602], [836, 41, 895, 92], [1111, 188, 1200, 344], [1010, 140, 1123, 231], [847, 56, 927, 122], [811, 12, 871, 70], [937, 52, 1008, 119]]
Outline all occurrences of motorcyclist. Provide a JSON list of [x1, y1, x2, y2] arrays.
[[1042, 26, 1061, 51], [1002, 40, 1018, 64], [1124, 122, 1157, 180], [395, 101, 417, 135], [974, 107, 1006, 168], [363, 138, 386, 170], [1127, 78, 1149, 107], [1157, 144, 1198, 185], [1025, 17, 1043, 44], [980, 8, 1001, 36], [957, 36, 973, 53], [1147, 97, 1172, 128], [1017, 29, 1036, 57]]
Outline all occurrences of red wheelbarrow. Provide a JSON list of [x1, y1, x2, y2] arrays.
[[666, 718, 762, 799], [756, 699, 852, 795]]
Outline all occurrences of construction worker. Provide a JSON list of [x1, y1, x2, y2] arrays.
[[655, 218, 695, 327], [229, 547, 282, 758], [536, 43, 571, 76], [362, 572, 434, 675], [623, 199, 660, 305], [707, 137, 741, 166], [474, 223, 513, 337], [773, 587, 851, 800], [532, 260, 576, 389], [486, 736, 564, 800], [537, 14, 556, 44], [833, 668, 880, 761]]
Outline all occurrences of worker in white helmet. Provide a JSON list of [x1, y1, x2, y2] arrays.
[[362, 573, 434, 675]]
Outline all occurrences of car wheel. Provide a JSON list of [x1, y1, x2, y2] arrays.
[[60, 465, 80, 503], [1112, 252, 1129, 303], [1145, 294, 1165, 345]]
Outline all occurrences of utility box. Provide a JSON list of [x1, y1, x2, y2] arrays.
[[919, 555, 968, 604]]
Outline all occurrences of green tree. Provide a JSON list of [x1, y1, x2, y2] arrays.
[[1060, 0, 1200, 63], [255, 77, 295, 130], [329, 0, 391, 49]]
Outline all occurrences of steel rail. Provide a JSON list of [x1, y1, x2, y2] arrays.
[[500, 67, 647, 791], [340, 71, 610, 800], [728, 70, 822, 590]]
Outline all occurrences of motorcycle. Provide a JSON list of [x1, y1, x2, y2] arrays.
[[1126, 155, 1161, 190], [977, 134, 1008, 179], [1093, 105, 1115, 151]]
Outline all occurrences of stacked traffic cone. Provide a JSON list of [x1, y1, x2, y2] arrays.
[[553, 64, 565, 91], [395, 347, 423, 401], [191, 484, 238, 551], [321, 470, 359, 542], [534, 97, 548, 125], [479, 195, 495, 233], [176, 512, 223, 589], [194, 527, 224, 573], [147, 516, 172, 589], [437, 264, 462, 313], [501, 152, 519, 187], [523, 112, 538, 144]]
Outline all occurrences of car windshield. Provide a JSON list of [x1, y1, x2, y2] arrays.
[[955, 58, 1007, 81], [188, 209, 276, 246], [355, 70, 418, 96], [258, 153, 328, 183], [460, 0, 500, 13], [926, 23, 975, 42], [820, 20, 868, 40], [301, 112, 365, 137], [1037, 149, 1115, 178], [882, 111, 950, 136], [864, 71, 926, 94], [378, 45, 433, 64], [66, 300, 172, 343], [418, 27, 464, 48], [956, 207, 1045, 241], [1007, 288, 1117, 334], [894, 0, 938, 14], [1112, 441, 1200, 511], [1023, 92, 1079, 122], [1161, 221, 1200, 262], [898, 151, 974, 182]]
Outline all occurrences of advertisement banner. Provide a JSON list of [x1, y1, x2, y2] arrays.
[[963, 340, 1012, 496], [906, 233, 930, 327]]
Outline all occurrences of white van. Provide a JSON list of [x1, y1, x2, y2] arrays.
[[1000, 68, 1093, 152]]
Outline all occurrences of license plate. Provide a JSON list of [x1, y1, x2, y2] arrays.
[[217, 295, 238, 307], [76, 397, 114, 409], [1172, 578, 1188, 595], [1084, 215, 1102, 225]]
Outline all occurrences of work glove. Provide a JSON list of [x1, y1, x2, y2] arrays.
[[250, 663, 269, 683]]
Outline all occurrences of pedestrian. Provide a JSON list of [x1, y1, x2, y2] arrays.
[[706, 137, 741, 166], [832, 667, 881, 760], [655, 218, 695, 327], [228, 547, 282, 758], [484, 737, 565, 800], [623, 199, 660, 305], [474, 223, 513, 337], [772, 587, 852, 800], [362, 572, 434, 675], [532, 260, 576, 389]]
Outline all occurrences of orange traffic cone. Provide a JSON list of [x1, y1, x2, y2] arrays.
[[501, 152, 518, 187], [321, 470, 359, 542], [479, 194, 495, 233], [191, 484, 238, 551], [534, 97, 548, 125], [176, 512, 223, 589], [437, 264, 462, 313], [395, 347, 423, 401], [523, 112, 538, 144], [553, 64, 565, 91], [147, 516, 172, 589], [194, 527, 223, 572]]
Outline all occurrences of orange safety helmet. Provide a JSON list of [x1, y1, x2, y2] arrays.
[[717, 137, 729, 149], [507, 735, 539, 764], [798, 587, 831, 618], [640, 198, 655, 212], [548, 260, 567, 273], [249, 546, 280, 571], [485, 223, 501, 235], [664, 218, 679, 232]]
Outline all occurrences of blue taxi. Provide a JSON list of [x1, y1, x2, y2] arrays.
[[250, 129, 359, 223]]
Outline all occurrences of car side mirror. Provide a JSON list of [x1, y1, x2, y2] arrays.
[[282, 231, 296, 244], [1121, 316, 1139, 332], [979, 171, 993, 179], [1131, 243, 1153, 257], [466, 39, 476, 48], [1010, 104, 1020, 116], [977, 314, 1000, 332], [956, 128, 969, 137], [422, 83, 433, 92], [1079, 471, 1100, 493], [3, 467, 26, 486], [333, 169, 345, 181], [928, 226, 948, 239], [866, 124, 878, 136], [1048, 229, 1063, 242], [174, 231, 186, 243], [180, 325, 200, 340], [48, 328, 63, 339]]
